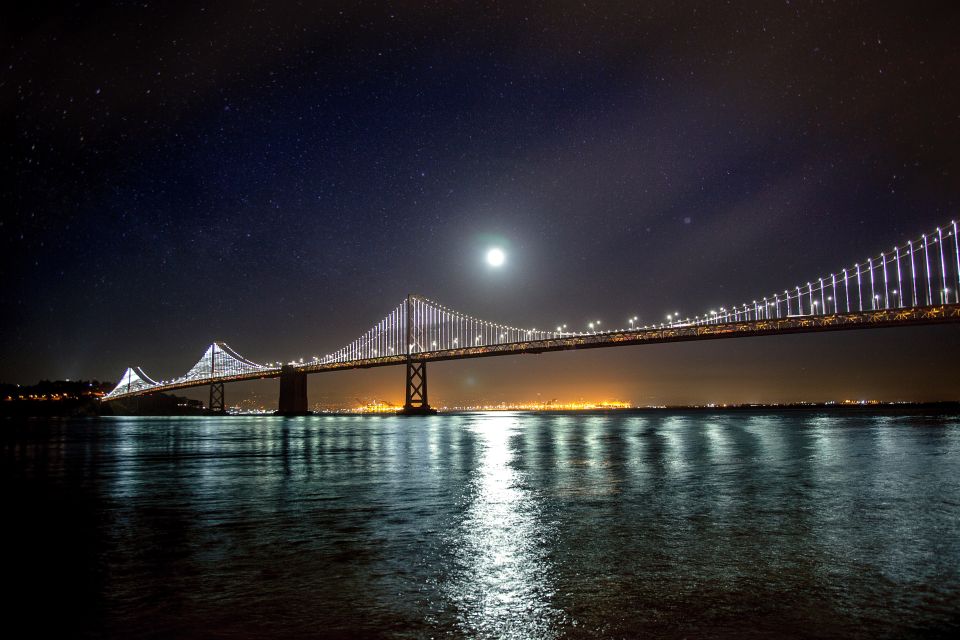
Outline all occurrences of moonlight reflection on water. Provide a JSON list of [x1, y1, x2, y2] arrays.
[[2, 411, 959, 637], [446, 415, 565, 638]]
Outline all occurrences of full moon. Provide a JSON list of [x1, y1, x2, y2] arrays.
[[486, 247, 506, 267]]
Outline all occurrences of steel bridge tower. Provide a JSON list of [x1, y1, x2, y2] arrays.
[[400, 294, 437, 415]]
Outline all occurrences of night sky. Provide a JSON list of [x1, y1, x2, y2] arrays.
[[4, 1, 960, 406]]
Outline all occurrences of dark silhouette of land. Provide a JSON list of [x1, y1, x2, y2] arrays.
[[0, 380, 205, 417]]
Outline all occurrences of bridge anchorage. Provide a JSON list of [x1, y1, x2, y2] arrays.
[[101, 220, 960, 414]]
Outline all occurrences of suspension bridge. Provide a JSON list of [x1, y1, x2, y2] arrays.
[[103, 221, 960, 414]]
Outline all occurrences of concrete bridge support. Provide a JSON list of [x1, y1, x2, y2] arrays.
[[277, 365, 309, 415]]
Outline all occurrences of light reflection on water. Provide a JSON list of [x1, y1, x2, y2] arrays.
[[446, 414, 564, 638], [2, 411, 960, 637]]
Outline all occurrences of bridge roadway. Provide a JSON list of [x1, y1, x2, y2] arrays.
[[107, 303, 960, 405]]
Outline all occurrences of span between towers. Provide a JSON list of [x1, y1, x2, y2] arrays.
[[101, 221, 960, 414]]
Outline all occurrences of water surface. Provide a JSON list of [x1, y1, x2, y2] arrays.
[[3, 412, 959, 638]]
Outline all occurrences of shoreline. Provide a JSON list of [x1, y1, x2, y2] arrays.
[[5, 401, 959, 419]]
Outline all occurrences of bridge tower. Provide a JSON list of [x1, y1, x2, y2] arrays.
[[208, 344, 225, 413], [277, 364, 310, 415], [401, 360, 435, 414], [400, 294, 437, 415]]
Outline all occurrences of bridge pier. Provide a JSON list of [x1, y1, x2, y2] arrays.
[[277, 365, 310, 416], [209, 382, 225, 414], [398, 360, 437, 415]]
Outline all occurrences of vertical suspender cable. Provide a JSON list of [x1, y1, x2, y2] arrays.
[[909, 241, 917, 307], [856, 264, 862, 311], [881, 253, 889, 309], [895, 248, 903, 307], [938, 227, 947, 304], [831, 275, 837, 313], [954, 221, 960, 304], [843, 269, 849, 312]]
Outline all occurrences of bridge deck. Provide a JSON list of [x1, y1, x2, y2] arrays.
[[103, 303, 960, 400]]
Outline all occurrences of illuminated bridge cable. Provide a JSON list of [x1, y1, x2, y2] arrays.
[[103, 366, 160, 399], [687, 221, 960, 328], [103, 220, 960, 401], [170, 342, 273, 384]]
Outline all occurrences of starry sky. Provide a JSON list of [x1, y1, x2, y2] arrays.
[[4, 1, 960, 406]]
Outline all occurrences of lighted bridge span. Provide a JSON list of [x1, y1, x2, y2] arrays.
[[104, 221, 960, 414]]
